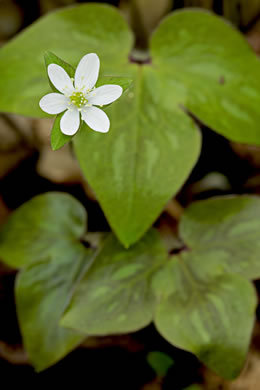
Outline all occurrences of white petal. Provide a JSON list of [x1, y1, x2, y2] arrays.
[[39, 93, 69, 114], [88, 85, 123, 106], [82, 106, 110, 133], [60, 108, 80, 135], [75, 53, 100, 92], [48, 64, 74, 94]]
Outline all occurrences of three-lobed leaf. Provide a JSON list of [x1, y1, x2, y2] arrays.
[[152, 195, 260, 378]]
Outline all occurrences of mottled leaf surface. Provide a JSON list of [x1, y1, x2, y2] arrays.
[[0, 192, 86, 268], [61, 230, 167, 335], [16, 244, 93, 371], [151, 10, 260, 144], [154, 253, 257, 379], [0, 193, 92, 370], [180, 196, 260, 279], [74, 64, 201, 246], [152, 196, 260, 378]]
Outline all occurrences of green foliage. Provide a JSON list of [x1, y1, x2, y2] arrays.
[[151, 10, 260, 145], [16, 244, 92, 372], [154, 259, 256, 379], [44, 51, 75, 87], [0, 194, 260, 378], [1, 3, 260, 378], [0, 193, 168, 371], [61, 231, 167, 334], [180, 196, 260, 279], [51, 112, 73, 150], [1, 6, 260, 246], [0, 4, 132, 117], [0, 193, 89, 370], [147, 351, 174, 377], [0, 192, 86, 268], [73, 67, 201, 247], [153, 196, 260, 379]]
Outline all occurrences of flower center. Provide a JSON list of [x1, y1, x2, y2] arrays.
[[70, 91, 88, 108]]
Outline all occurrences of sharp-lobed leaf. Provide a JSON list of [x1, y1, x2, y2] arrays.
[[61, 230, 168, 335], [16, 244, 93, 372], [151, 9, 260, 145], [0, 192, 86, 268], [179, 196, 260, 279], [152, 195, 260, 378], [154, 255, 257, 379]]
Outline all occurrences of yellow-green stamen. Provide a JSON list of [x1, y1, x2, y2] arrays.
[[70, 91, 88, 108]]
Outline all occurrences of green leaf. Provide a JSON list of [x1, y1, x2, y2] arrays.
[[50, 113, 73, 150], [73, 64, 201, 247], [147, 351, 174, 377], [152, 195, 260, 378], [0, 192, 86, 268], [151, 9, 260, 145], [16, 244, 93, 372], [61, 230, 167, 335], [0, 192, 93, 370], [179, 196, 260, 279], [44, 51, 75, 92], [154, 255, 257, 379], [0, 4, 133, 117]]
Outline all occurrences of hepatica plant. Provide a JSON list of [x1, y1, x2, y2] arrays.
[[1, 3, 260, 379]]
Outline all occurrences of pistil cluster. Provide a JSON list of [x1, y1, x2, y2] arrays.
[[70, 91, 89, 109]]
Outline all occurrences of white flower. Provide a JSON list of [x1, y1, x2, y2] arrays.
[[39, 53, 123, 135]]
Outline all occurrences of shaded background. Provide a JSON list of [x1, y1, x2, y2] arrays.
[[1, 1, 260, 388]]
